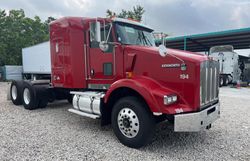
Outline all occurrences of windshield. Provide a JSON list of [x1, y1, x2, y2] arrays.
[[210, 45, 234, 53], [115, 22, 155, 47]]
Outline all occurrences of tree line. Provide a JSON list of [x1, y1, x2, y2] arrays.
[[106, 5, 144, 22], [0, 9, 55, 66], [0, 6, 144, 66]]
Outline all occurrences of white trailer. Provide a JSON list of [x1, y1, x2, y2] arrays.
[[210, 45, 241, 86], [22, 41, 51, 79]]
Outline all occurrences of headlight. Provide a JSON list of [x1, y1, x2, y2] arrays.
[[164, 95, 178, 105]]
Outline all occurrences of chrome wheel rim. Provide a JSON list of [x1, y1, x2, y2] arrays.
[[220, 78, 223, 85], [23, 88, 31, 105], [117, 108, 139, 138], [11, 85, 17, 100]]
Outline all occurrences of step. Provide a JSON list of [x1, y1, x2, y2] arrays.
[[68, 108, 100, 119]]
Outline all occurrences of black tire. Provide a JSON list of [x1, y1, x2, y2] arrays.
[[111, 96, 155, 148], [47, 89, 55, 103], [38, 99, 48, 108], [22, 82, 39, 110], [223, 76, 229, 86], [10, 80, 23, 105], [228, 75, 233, 84], [34, 85, 49, 108], [219, 76, 223, 87]]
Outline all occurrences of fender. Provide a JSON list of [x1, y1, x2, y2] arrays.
[[104, 76, 181, 113]]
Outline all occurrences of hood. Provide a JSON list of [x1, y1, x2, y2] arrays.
[[123, 45, 206, 111], [124, 45, 208, 63]]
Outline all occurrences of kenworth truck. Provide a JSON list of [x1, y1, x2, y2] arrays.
[[10, 17, 220, 148]]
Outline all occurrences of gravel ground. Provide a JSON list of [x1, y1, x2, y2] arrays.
[[0, 82, 249, 161]]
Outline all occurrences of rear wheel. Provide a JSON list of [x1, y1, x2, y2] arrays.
[[111, 96, 155, 148], [38, 98, 48, 108], [10, 81, 23, 105], [22, 82, 39, 110], [35, 85, 49, 108]]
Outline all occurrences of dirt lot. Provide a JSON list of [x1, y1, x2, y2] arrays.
[[0, 82, 249, 161]]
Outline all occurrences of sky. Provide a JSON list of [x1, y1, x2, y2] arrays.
[[1, 0, 250, 55]]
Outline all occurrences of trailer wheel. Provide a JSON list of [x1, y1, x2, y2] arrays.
[[111, 96, 155, 148], [22, 82, 39, 110], [223, 76, 229, 86], [10, 80, 23, 105], [219, 77, 224, 87]]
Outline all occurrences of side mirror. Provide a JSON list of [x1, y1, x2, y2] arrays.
[[158, 44, 168, 57], [99, 41, 109, 52], [95, 21, 101, 42], [90, 21, 101, 42]]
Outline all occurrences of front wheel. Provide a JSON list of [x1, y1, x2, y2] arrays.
[[111, 96, 155, 148]]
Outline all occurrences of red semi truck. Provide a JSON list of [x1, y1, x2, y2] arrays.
[[10, 17, 220, 148]]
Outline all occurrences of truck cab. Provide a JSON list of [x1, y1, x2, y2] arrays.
[[10, 17, 220, 148]]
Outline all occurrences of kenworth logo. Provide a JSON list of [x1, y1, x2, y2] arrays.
[[161, 64, 180, 68]]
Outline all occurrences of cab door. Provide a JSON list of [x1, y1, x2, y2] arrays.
[[87, 21, 115, 89]]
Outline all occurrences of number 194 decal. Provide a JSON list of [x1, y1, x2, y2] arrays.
[[180, 74, 189, 79]]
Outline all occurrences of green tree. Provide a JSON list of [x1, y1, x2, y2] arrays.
[[106, 5, 145, 22], [0, 9, 56, 66]]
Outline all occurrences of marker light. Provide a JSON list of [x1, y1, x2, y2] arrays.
[[126, 72, 133, 79]]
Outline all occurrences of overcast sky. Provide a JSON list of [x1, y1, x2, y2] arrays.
[[1, 0, 250, 55], [1, 0, 250, 36]]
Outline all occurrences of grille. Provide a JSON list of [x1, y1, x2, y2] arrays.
[[200, 60, 219, 108]]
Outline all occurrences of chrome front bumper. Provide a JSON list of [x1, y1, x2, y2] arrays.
[[174, 103, 220, 132]]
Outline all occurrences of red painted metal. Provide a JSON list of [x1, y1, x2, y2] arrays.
[[104, 46, 208, 113], [50, 17, 210, 115], [50, 17, 87, 88]]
